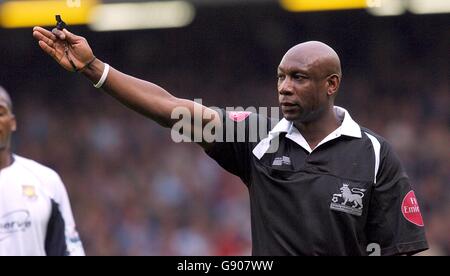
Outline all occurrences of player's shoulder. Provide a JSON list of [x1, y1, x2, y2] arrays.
[[360, 127, 387, 143], [13, 154, 61, 182], [359, 127, 395, 155]]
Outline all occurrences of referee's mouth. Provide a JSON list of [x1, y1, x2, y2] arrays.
[[280, 102, 299, 110], [280, 102, 297, 106]]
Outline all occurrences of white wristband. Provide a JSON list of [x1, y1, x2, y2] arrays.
[[94, 63, 110, 89]]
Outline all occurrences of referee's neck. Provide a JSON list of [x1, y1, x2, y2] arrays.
[[294, 108, 340, 149]]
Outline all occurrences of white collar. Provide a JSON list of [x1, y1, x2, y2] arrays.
[[252, 106, 361, 158]]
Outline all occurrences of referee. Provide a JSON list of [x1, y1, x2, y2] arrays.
[[32, 27, 428, 256]]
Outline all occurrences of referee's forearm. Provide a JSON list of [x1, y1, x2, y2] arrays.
[[82, 59, 177, 128]]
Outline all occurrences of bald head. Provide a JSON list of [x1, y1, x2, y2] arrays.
[[282, 41, 341, 79], [277, 41, 343, 123], [0, 86, 13, 113]]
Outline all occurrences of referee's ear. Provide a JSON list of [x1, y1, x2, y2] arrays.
[[326, 74, 340, 97], [10, 114, 16, 132]]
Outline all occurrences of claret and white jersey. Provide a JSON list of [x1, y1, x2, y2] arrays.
[[0, 155, 84, 256]]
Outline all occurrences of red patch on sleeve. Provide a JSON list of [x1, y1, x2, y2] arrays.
[[401, 191, 424, 227], [228, 111, 252, 122]]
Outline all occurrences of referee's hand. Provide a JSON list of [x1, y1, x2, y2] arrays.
[[32, 27, 95, 72]]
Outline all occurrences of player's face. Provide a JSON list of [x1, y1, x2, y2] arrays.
[[277, 56, 329, 123], [0, 99, 16, 150]]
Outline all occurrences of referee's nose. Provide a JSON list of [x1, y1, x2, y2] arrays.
[[278, 78, 294, 96]]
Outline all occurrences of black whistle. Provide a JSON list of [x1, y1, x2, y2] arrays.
[[55, 15, 67, 30]]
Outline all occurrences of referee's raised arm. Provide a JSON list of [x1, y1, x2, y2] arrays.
[[32, 26, 220, 149]]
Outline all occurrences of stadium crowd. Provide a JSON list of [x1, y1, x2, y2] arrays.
[[2, 8, 448, 255]]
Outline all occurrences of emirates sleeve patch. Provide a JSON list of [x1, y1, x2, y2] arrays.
[[228, 111, 252, 122], [401, 191, 424, 227]]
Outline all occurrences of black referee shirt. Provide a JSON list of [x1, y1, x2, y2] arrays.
[[205, 106, 428, 256]]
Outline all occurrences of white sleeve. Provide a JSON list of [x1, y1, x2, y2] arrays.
[[52, 174, 86, 256]]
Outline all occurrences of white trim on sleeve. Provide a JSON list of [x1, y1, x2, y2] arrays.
[[364, 132, 381, 184]]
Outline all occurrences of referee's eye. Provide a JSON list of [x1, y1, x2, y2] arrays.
[[293, 73, 306, 81], [0, 108, 7, 117]]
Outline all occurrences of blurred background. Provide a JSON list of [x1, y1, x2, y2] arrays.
[[0, 0, 448, 255]]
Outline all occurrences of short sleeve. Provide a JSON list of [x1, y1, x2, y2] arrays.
[[204, 109, 270, 185], [366, 141, 428, 255]]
